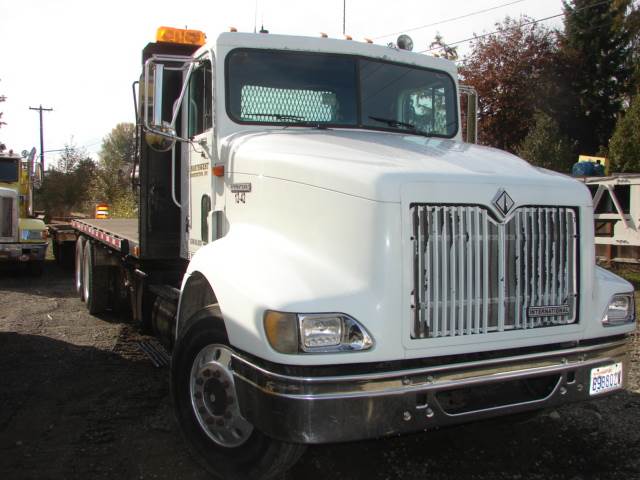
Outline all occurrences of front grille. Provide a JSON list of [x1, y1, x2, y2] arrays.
[[411, 205, 578, 339], [0, 196, 15, 239]]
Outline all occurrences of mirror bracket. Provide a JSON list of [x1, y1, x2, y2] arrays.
[[142, 54, 202, 150]]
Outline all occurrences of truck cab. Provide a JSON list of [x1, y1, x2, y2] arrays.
[[0, 148, 47, 275], [71, 27, 636, 479]]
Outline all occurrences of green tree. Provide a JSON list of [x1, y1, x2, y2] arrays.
[[554, 0, 634, 154], [609, 93, 640, 172], [37, 142, 97, 218], [516, 111, 575, 172], [459, 17, 557, 153], [0, 93, 5, 129], [628, 2, 640, 93], [94, 123, 137, 218], [0, 78, 6, 130], [429, 33, 459, 61], [56, 140, 85, 173]]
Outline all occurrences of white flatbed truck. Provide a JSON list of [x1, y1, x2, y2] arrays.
[[68, 26, 637, 480]]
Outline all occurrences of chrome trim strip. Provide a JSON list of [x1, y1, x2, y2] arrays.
[[231, 339, 628, 385], [234, 358, 610, 401]]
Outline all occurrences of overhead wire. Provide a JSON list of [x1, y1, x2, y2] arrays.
[[372, 0, 527, 40], [420, 0, 613, 54]]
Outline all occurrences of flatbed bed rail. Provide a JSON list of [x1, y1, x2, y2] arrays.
[[71, 219, 139, 256]]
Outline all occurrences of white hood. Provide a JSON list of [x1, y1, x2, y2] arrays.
[[223, 129, 590, 204]]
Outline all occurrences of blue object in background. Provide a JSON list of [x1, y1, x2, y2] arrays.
[[592, 161, 606, 176], [572, 161, 595, 177]]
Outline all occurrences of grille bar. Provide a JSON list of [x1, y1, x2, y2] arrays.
[[0, 196, 16, 240], [411, 205, 578, 339]]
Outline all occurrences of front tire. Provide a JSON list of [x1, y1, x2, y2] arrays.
[[171, 306, 305, 480]]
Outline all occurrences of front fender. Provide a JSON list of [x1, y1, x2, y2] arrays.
[[181, 199, 403, 366]]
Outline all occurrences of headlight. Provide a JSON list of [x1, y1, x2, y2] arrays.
[[20, 229, 45, 241], [602, 293, 635, 326], [264, 311, 374, 354]]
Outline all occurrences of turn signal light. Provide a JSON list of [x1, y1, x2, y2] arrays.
[[212, 164, 225, 177], [156, 26, 206, 46]]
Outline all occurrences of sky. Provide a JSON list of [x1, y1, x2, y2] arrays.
[[0, 0, 565, 169]]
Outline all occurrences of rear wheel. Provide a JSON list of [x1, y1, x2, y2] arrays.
[[83, 241, 109, 314], [75, 236, 86, 300], [171, 306, 306, 480]]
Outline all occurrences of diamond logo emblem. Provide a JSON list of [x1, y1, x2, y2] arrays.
[[493, 189, 515, 216]]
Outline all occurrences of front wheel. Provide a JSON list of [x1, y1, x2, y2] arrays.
[[171, 307, 305, 480]]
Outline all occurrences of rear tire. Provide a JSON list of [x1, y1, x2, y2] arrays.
[[83, 241, 109, 314], [75, 236, 86, 301], [171, 306, 306, 480]]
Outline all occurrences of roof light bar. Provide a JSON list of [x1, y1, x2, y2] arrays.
[[156, 26, 206, 46]]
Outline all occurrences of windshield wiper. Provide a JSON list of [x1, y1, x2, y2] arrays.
[[244, 113, 305, 121], [368, 116, 417, 131]]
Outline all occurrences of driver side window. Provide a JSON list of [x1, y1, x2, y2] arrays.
[[188, 59, 213, 137]]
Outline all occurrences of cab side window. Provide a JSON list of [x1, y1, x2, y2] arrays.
[[188, 59, 213, 137]]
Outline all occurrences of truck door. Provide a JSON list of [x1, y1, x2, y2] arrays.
[[184, 57, 216, 259]]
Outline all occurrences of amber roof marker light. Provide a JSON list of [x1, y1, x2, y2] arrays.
[[156, 26, 206, 46]]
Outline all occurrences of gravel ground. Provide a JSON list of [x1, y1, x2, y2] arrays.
[[0, 260, 639, 480]]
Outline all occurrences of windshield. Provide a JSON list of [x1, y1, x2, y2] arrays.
[[0, 157, 18, 183], [226, 49, 457, 138]]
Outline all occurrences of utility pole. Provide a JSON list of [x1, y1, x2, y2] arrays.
[[29, 105, 53, 172], [343, 0, 346, 35]]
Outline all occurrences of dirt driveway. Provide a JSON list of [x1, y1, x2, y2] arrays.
[[1, 261, 639, 480]]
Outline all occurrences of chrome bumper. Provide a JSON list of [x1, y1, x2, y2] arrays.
[[0, 242, 47, 262], [232, 339, 630, 444]]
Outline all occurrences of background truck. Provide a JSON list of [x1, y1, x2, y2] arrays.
[[0, 146, 47, 275], [66, 26, 636, 479]]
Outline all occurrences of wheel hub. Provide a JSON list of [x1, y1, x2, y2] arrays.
[[189, 345, 253, 447]]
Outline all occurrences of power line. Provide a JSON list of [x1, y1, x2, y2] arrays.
[[420, 13, 563, 52], [421, 0, 612, 54], [46, 139, 102, 155], [372, 0, 527, 40]]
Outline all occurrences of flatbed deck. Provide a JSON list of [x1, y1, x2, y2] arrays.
[[71, 218, 139, 256]]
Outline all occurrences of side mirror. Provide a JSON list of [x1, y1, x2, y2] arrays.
[[142, 55, 196, 152], [459, 85, 478, 144]]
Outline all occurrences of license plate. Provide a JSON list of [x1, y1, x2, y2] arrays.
[[589, 363, 623, 396]]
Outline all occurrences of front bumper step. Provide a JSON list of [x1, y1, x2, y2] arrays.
[[232, 338, 630, 444]]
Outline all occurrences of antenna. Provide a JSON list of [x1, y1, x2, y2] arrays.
[[253, 0, 258, 33]]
